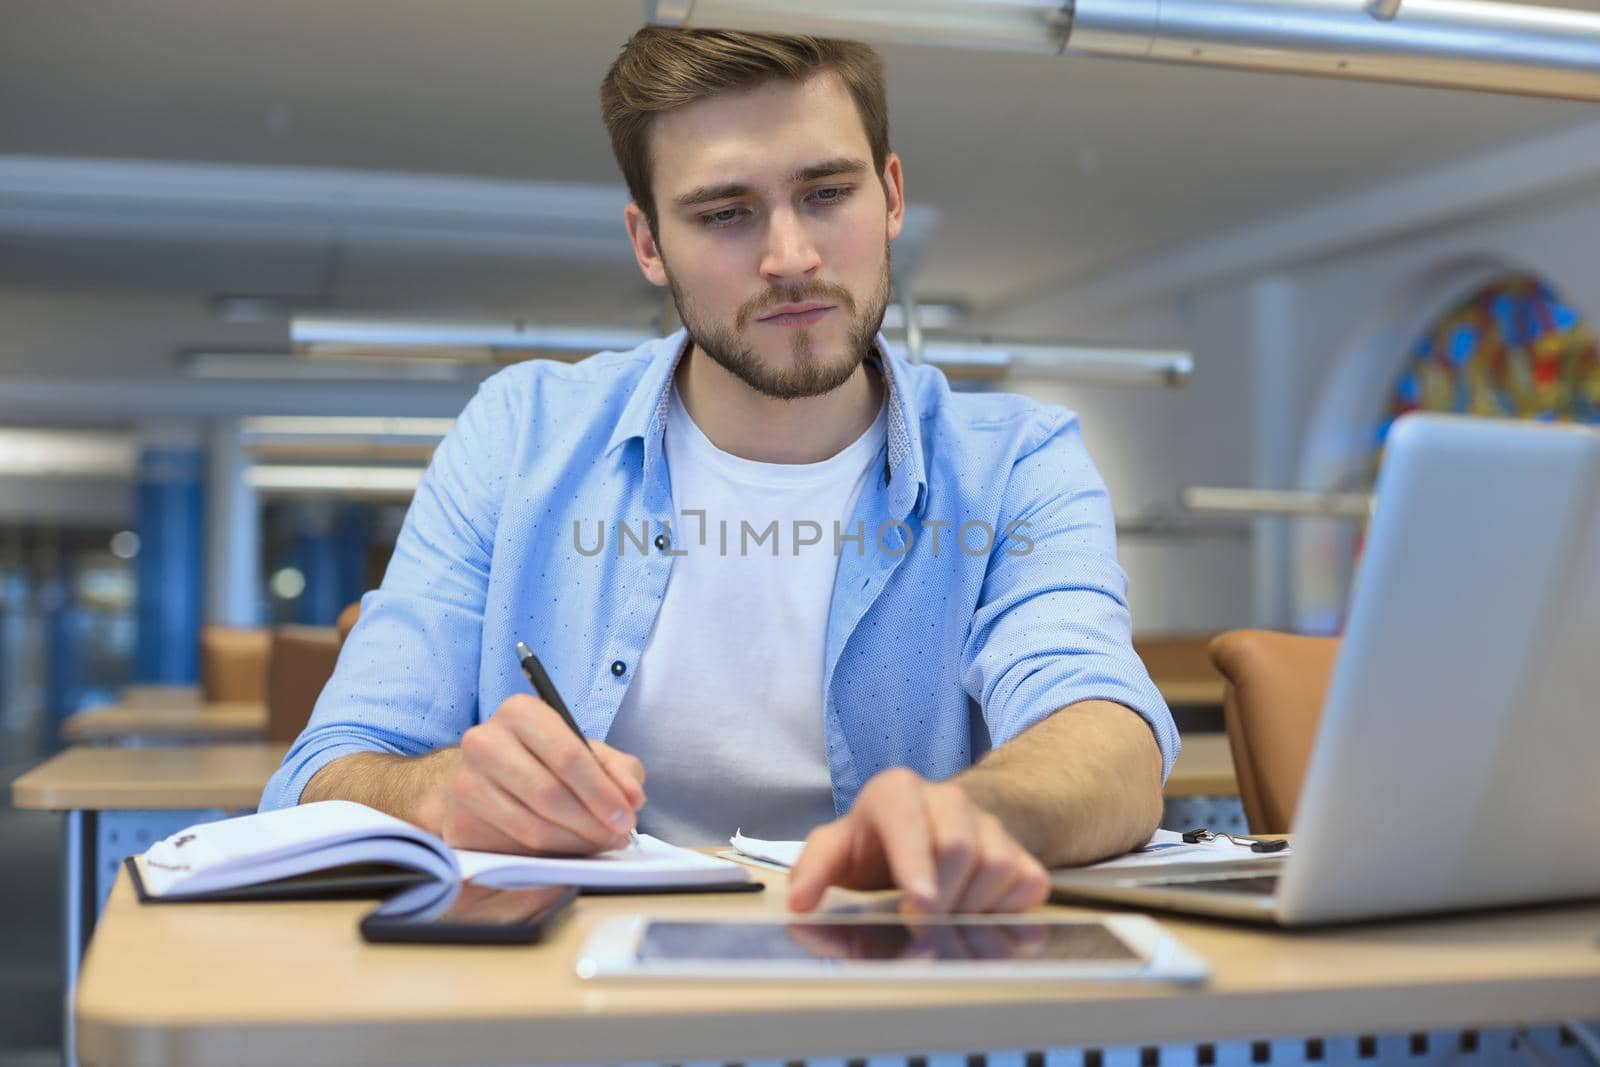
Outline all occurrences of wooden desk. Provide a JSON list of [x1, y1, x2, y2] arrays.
[[1164, 733, 1236, 797], [17, 734, 1234, 1066], [12, 744, 290, 811], [12, 743, 286, 1067], [61, 701, 267, 745], [75, 863, 1600, 1067], [1156, 678, 1225, 709], [118, 684, 203, 708]]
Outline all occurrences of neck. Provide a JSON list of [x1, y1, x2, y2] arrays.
[[675, 344, 883, 464]]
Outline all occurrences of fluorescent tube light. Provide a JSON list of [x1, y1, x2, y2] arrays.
[[187, 351, 465, 381], [650, 0, 1600, 102], [290, 314, 1191, 387], [246, 464, 425, 497], [1182, 487, 1372, 517], [292, 316, 655, 358], [239, 416, 455, 439], [649, 0, 1069, 52]]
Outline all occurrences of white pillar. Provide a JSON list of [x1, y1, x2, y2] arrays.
[[1248, 276, 1300, 630]]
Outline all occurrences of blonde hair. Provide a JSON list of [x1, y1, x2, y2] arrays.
[[600, 28, 890, 229]]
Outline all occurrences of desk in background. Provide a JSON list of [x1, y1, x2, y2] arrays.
[[60, 701, 267, 746], [74, 859, 1600, 1067]]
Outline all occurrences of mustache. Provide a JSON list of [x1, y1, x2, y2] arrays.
[[736, 282, 857, 331]]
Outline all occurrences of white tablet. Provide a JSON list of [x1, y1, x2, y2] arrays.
[[575, 913, 1208, 982]]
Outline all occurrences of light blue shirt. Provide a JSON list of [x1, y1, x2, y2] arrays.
[[260, 330, 1178, 816]]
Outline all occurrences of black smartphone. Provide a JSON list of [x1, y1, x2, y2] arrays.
[[359, 881, 578, 945]]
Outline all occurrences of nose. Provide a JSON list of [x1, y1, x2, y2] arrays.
[[759, 206, 821, 283]]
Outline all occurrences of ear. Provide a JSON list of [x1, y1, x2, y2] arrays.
[[625, 203, 670, 288], [882, 153, 906, 242]]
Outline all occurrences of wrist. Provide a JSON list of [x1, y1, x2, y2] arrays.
[[411, 748, 462, 836]]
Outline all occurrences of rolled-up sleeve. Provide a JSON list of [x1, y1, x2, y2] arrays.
[[959, 409, 1179, 779], [259, 372, 520, 811]]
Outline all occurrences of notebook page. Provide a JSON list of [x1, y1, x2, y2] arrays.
[[454, 834, 750, 888], [728, 831, 805, 869], [140, 801, 453, 896], [1085, 828, 1292, 871]]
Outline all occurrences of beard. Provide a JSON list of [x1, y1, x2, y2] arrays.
[[666, 244, 891, 401]]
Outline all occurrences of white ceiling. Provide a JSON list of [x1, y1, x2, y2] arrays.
[[2, 0, 1597, 324]]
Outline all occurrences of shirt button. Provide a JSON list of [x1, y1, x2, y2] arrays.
[[654, 534, 668, 550], [610, 660, 627, 676]]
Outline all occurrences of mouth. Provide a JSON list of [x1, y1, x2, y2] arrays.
[[756, 303, 836, 328]]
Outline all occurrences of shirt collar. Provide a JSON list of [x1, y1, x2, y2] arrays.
[[605, 328, 928, 518]]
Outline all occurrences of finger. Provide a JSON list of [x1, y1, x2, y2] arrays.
[[447, 768, 611, 855], [469, 732, 626, 850], [590, 742, 648, 809], [965, 820, 1052, 914], [856, 771, 940, 912], [502, 700, 639, 838], [948, 814, 1028, 913], [787, 822, 856, 912], [992, 861, 1052, 913], [922, 786, 981, 914]]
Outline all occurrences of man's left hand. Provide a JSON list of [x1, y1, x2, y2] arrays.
[[787, 768, 1051, 914]]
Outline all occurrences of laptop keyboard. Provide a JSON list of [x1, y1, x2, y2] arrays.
[[1145, 874, 1281, 895]]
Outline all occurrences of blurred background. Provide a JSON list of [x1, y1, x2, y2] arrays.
[[1, 2, 1598, 1061]]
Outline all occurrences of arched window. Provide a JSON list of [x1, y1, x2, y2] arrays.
[[1295, 269, 1597, 635], [1374, 275, 1597, 467]]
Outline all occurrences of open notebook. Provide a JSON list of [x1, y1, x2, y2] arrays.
[[128, 800, 754, 902]]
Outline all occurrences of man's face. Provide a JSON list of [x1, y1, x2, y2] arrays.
[[625, 72, 905, 401]]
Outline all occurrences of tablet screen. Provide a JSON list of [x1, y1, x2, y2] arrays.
[[636, 918, 1140, 963]]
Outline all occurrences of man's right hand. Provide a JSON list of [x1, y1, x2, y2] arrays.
[[433, 693, 646, 856]]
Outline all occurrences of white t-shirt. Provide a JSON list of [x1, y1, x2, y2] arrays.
[[606, 385, 887, 845]]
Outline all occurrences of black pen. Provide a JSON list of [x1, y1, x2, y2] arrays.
[[515, 640, 640, 847]]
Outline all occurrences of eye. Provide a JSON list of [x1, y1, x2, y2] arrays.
[[808, 185, 855, 206], [698, 206, 749, 228]]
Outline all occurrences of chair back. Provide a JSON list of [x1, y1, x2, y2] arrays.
[[199, 626, 271, 703], [335, 601, 361, 645], [1207, 629, 1339, 834], [265, 626, 342, 743]]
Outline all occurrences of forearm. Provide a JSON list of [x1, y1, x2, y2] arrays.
[[300, 747, 462, 836], [955, 700, 1164, 868]]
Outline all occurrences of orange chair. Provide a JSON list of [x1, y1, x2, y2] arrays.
[[1132, 633, 1222, 692], [335, 601, 361, 645], [265, 625, 343, 743], [199, 626, 272, 704], [1207, 630, 1340, 835]]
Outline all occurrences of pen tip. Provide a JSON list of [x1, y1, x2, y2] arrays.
[[515, 640, 533, 660]]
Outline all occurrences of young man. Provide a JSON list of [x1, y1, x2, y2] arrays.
[[261, 28, 1178, 915]]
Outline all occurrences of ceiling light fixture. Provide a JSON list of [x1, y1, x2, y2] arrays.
[[290, 314, 1193, 387], [246, 464, 425, 497], [186, 351, 465, 381], [648, 0, 1600, 102]]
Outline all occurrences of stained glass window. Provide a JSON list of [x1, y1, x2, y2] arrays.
[[1299, 274, 1598, 635], [1376, 274, 1598, 458]]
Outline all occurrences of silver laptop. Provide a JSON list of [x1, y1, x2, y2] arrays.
[[1052, 414, 1600, 925]]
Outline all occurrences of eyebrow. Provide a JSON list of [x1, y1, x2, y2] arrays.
[[672, 157, 870, 208]]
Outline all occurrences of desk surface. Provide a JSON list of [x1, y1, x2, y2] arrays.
[[10, 735, 1239, 813], [1164, 733, 1233, 797], [1157, 678, 1225, 708], [60, 702, 267, 744], [76, 863, 1600, 1067], [11, 743, 289, 810]]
